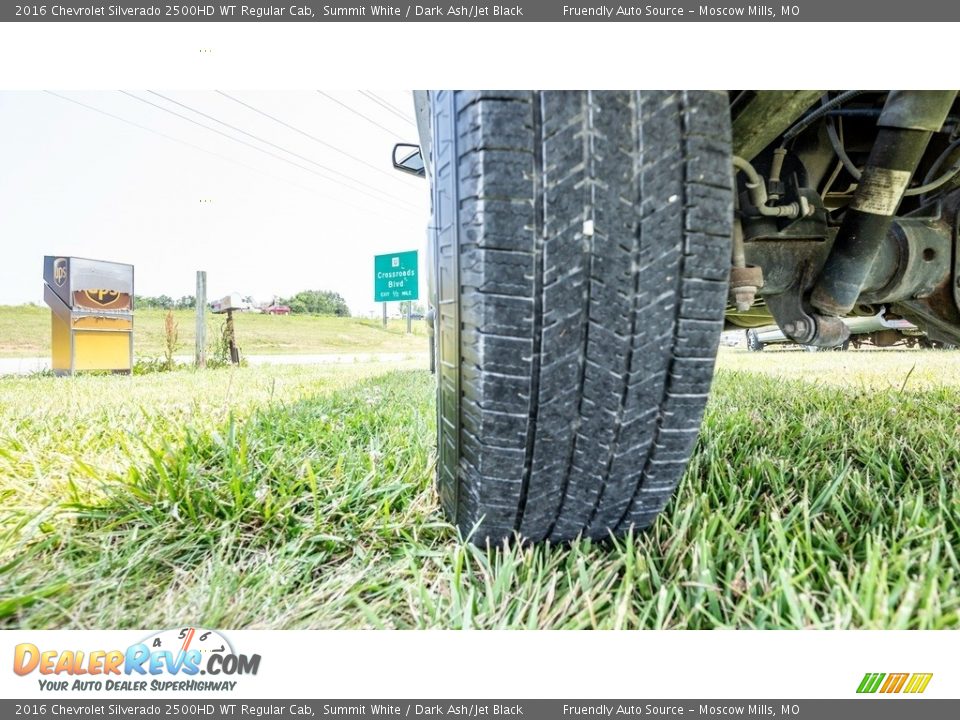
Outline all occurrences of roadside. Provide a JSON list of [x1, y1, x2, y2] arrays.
[[0, 305, 427, 358], [716, 345, 960, 389], [0, 352, 426, 376]]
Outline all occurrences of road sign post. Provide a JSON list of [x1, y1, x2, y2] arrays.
[[375, 250, 419, 331]]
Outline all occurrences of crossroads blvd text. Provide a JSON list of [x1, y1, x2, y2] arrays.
[[562, 5, 799, 18]]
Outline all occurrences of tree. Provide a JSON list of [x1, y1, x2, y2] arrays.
[[134, 295, 175, 309], [279, 290, 350, 316]]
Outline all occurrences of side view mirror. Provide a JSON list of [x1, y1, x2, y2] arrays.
[[392, 143, 425, 178]]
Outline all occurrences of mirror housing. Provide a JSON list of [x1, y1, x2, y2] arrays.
[[392, 143, 425, 178]]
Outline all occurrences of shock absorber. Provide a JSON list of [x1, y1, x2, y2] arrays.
[[810, 91, 957, 317]]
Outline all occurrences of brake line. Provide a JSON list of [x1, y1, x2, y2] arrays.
[[826, 115, 960, 197], [781, 90, 867, 144]]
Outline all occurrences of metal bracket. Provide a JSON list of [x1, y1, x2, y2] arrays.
[[763, 263, 852, 348]]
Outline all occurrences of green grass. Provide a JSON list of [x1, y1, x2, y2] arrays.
[[0, 350, 958, 629], [0, 305, 427, 358]]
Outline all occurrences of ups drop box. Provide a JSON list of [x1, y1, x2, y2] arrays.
[[43, 256, 134, 375]]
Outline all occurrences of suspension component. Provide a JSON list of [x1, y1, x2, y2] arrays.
[[730, 191, 764, 312], [809, 91, 957, 317], [742, 195, 958, 347], [730, 266, 764, 312]]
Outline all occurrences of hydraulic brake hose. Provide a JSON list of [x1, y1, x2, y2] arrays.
[[732, 155, 809, 218]]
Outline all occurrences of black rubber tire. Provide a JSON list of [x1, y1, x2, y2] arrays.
[[745, 329, 764, 352], [428, 91, 733, 545], [920, 338, 958, 350]]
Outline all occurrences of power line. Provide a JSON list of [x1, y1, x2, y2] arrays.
[[359, 91, 417, 127], [143, 90, 417, 209], [43, 91, 415, 220], [316, 91, 406, 140], [366, 91, 417, 122], [44, 91, 312, 194], [215, 90, 411, 186], [122, 91, 418, 213]]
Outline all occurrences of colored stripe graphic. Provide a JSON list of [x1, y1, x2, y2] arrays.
[[904, 673, 933, 694], [880, 673, 909, 693], [857, 672, 932, 694], [857, 673, 885, 693]]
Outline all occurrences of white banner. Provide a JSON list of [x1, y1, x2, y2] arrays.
[[0, 629, 953, 700]]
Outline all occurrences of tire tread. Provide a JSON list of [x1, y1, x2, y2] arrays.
[[430, 91, 732, 544]]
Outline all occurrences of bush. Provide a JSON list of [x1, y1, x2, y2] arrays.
[[279, 290, 350, 316]]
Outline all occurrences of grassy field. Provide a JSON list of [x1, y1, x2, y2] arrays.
[[0, 349, 958, 629], [0, 305, 427, 358]]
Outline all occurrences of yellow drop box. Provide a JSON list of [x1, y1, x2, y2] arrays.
[[43, 256, 134, 375]]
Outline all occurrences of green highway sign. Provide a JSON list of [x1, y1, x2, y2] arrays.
[[374, 250, 419, 302]]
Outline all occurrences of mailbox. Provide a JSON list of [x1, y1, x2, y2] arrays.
[[43, 256, 134, 375], [212, 293, 244, 314]]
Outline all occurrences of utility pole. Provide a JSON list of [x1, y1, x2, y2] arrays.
[[195, 270, 207, 368]]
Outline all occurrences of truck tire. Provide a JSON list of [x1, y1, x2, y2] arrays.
[[745, 329, 765, 352], [428, 91, 732, 545]]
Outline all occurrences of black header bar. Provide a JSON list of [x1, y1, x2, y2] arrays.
[[2, 1, 956, 22]]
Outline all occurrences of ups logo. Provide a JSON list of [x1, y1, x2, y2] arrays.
[[82, 289, 122, 307], [53, 258, 67, 287]]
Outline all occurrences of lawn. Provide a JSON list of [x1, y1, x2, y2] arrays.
[[0, 349, 958, 629], [0, 305, 427, 358]]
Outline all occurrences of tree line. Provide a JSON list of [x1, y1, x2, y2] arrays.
[[134, 295, 197, 310], [134, 289, 350, 316]]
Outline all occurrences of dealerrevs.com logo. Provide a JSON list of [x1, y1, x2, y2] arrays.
[[857, 672, 933, 694], [13, 627, 260, 693]]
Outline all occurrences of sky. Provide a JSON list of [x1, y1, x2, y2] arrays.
[[0, 90, 430, 318]]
